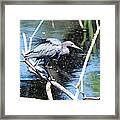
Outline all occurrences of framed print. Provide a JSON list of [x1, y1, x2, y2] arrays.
[[0, 0, 119, 119]]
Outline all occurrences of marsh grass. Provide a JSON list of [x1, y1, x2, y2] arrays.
[[88, 72, 100, 96]]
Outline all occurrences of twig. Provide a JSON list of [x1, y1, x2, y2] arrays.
[[29, 20, 44, 51], [46, 81, 53, 100], [51, 20, 55, 29], [21, 52, 38, 76], [78, 20, 83, 29], [24, 59, 37, 73], [23, 33, 28, 53], [96, 20, 99, 28], [75, 26, 100, 98]]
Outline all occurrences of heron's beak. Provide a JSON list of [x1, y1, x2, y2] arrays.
[[72, 44, 82, 50]]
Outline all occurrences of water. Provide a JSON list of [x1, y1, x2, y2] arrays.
[[20, 20, 100, 100]]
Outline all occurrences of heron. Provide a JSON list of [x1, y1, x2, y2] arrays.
[[25, 38, 81, 59], [25, 38, 82, 80]]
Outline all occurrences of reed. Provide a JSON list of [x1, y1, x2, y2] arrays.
[[81, 20, 87, 46], [88, 20, 94, 41]]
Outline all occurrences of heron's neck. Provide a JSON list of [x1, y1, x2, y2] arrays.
[[60, 46, 69, 55], [62, 42, 68, 48]]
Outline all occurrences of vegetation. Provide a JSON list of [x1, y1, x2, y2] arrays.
[[88, 72, 100, 96]]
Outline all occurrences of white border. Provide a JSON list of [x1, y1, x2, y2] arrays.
[[5, 5, 115, 115]]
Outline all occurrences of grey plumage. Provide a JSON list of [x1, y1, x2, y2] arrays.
[[25, 38, 81, 60], [27, 42, 61, 59]]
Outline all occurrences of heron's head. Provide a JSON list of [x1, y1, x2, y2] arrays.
[[62, 41, 82, 50]]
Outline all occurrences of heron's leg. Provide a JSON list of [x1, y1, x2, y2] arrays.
[[45, 63, 55, 81]]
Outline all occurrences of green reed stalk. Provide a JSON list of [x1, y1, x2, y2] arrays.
[[81, 20, 87, 46]]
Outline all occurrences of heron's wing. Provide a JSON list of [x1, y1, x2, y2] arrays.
[[28, 42, 61, 58], [46, 38, 62, 45]]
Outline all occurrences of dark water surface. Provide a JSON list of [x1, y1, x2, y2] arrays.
[[20, 20, 100, 100]]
